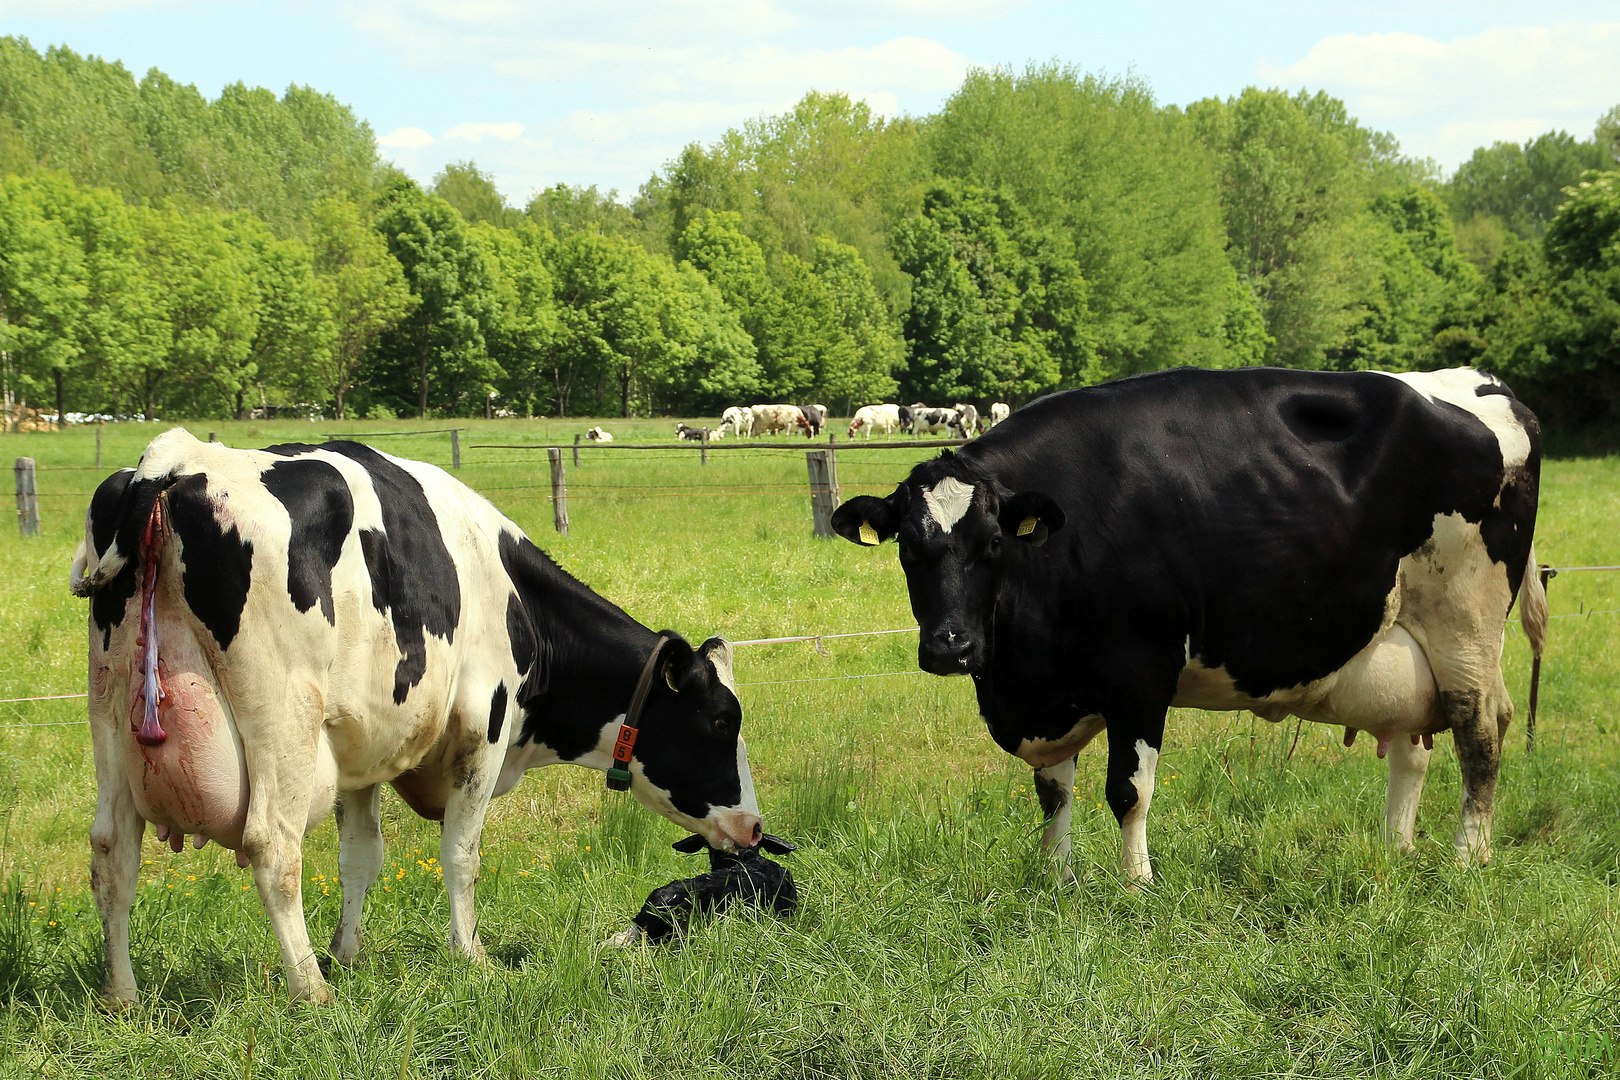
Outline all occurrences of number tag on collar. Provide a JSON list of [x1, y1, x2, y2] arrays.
[[859, 522, 880, 546], [1017, 516, 1038, 537]]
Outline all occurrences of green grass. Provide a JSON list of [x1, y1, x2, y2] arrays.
[[0, 416, 1618, 1078]]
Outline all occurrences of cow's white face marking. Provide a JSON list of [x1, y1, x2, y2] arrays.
[[923, 477, 975, 534]]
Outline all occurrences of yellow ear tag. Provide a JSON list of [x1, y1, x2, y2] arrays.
[[664, 665, 679, 692], [1017, 516, 1038, 537], [859, 522, 880, 546]]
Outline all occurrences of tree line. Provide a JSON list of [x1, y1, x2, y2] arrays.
[[1, 38, 1617, 426]]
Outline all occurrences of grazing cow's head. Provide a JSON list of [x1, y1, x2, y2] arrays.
[[633, 635, 763, 851], [831, 455, 1064, 676]]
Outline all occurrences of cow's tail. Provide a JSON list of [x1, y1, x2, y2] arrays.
[[1520, 544, 1548, 659]]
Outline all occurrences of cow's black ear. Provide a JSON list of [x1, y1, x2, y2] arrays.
[[998, 491, 1066, 547], [656, 633, 705, 693], [832, 494, 900, 546]]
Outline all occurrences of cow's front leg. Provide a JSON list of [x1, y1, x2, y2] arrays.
[[1034, 755, 1077, 884], [440, 748, 502, 961], [1105, 718, 1164, 885], [1383, 734, 1431, 852], [330, 784, 383, 966], [89, 752, 144, 1006]]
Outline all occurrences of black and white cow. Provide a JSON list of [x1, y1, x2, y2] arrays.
[[72, 429, 763, 1004], [675, 423, 708, 442], [953, 404, 980, 437], [799, 404, 828, 438], [907, 405, 961, 438], [834, 368, 1545, 883]]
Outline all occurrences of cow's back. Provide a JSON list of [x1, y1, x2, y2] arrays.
[[967, 367, 1539, 699]]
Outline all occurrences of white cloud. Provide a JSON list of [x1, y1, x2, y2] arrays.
[[0, 0, 161, 17], [347, 0, 982, 198], [376, 126, 435, 149], [443, 121, 524, 142], [1259, 23, 1620, 170]]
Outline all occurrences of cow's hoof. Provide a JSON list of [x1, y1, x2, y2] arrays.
[[100, 988, 139, 1012], [293, 980, 334, 1005]]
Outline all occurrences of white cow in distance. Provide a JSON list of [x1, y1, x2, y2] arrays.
[[718, 406, 753, 439], [987, 402, 1010, 428], [585, 426, 613, 442], [848, 404, 904, 439]]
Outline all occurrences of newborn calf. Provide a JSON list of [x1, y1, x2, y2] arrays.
[[613, 833, 797, 944]]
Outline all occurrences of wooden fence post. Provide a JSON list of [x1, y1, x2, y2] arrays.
[[701, 427, 709, 466], [573, 433, 581, 468], [548, 447, 569, 536], [806, 448, 838, 538], [450, 429, 461, 469], [14, 457, 38, 536], [95, 425, 102, 469], [1526, 565, 1556, 753]]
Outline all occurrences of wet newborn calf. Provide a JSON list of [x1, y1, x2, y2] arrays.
[[614, 833, 798, 944]]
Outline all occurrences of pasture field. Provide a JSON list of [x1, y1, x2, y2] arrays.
[[0, 416, 1618, 1078]]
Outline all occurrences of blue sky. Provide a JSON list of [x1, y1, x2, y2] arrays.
[[3, 1, 1618, 206]]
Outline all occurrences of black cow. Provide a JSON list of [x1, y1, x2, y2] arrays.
[[833, 368, 1546, 882], [675, 423, 707, 441], [71, 429, 763, 1003]]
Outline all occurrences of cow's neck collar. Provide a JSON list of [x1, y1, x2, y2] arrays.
[[604, 634, 671, 791]]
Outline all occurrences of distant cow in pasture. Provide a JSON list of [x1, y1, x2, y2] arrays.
[[718, 407, 753, 439], [586, 426, 613, 442], [848, 404, 904, 439], [799, 404, 828, 438], [834, 368, 1545, 883], [751, 404, 810, 438], [675, 424, 708, 442], [907, 405, 961, 438], [71, 430, 764, 1004], [987, 402, 1010, 429], [953, 404, 981, 437]]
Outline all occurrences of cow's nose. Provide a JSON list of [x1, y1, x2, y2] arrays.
[[717, 810, 764, 851], [926, 632, 973, 662]]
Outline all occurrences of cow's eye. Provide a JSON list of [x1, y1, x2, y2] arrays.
[[989, 534, 1003, 554]]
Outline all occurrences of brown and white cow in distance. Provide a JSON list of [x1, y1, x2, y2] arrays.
[[72, 429, 763, 1004], [750, 404, 810, 438]]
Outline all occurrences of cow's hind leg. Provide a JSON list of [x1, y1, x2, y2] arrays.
[[1034, 756, 1077, 884], [1448, 685, 1501, 864], [330, 784, 383, 966], [1105, 715, 1165, 885], [440, 741, 504, 961], [89, 740, 144, 1006], [1384, 735, 1431, 852]]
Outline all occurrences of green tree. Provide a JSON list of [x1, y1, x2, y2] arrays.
[[928, 64, 1243, 378], [366, 176, 499, 417], [223, 213, 332, 417], [1449, 131, 1607, 242], [0, 174, 85, 425], [131, 206, 258, 419], [1189, 88, 1382, 368], [810, 238, 902, 409], [893, 182, 1093, 402], [469, 220, 556, 416], [300, 197, 416, 420], [434, 161, 523, 229]]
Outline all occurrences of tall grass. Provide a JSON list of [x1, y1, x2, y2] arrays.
[[0, 417, 1615, 1077]]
